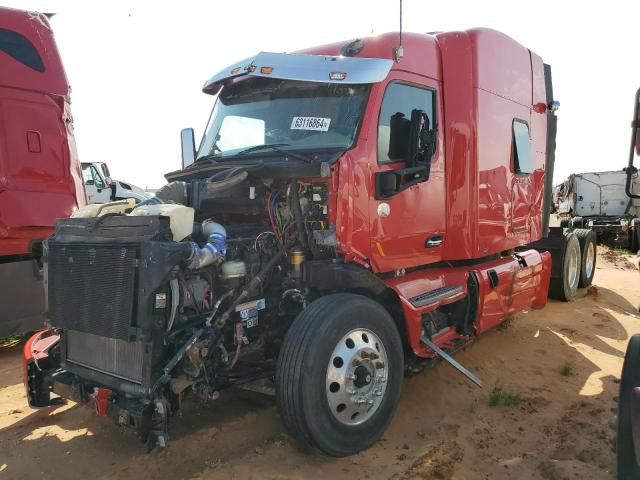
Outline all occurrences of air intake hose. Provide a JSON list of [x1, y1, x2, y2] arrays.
[[187, 221, 226, 269], [138, 181, 188, 206]]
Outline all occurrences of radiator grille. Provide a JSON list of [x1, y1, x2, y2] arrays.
[[48, 243, 136, 340], [66, 330, 144, 383]]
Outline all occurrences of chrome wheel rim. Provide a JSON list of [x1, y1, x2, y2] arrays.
[[326, 328, 389, 426], [585, 242, 595, 279], [568, 246, 579, 289]]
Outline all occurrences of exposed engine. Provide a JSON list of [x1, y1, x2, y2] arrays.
[[31, 167, 355, 449]]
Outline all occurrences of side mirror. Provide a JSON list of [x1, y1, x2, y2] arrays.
[[625, 89, 640, 199], [181, 128, 196, 169], [409, 109, 436, 167], [104, 176, 113, 186]]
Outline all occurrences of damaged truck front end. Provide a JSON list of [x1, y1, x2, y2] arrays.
[[24, 52, 394, 451], [23, 31, 565, 456]]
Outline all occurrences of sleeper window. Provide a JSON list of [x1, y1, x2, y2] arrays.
[[513, 119, 533, 174]]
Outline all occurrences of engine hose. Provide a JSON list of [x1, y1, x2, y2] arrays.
[[215, 249, 285, 329], [136, 181, 188, 207], [289, 179, 307, 248], [205, 290, 234, 327], [206, 167, 248, 192], [187, 233, 226, 269], [187, 221, 227, 269]]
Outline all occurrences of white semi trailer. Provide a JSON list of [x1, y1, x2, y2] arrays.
[[555, 89, 640, 251], [553, 171, 640, 249]]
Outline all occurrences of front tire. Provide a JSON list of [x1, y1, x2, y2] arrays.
[[276, 293, 404, 456]]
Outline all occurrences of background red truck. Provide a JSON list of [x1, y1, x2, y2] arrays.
[[23, 27, 593, 455], [0, 7, 85, 337]]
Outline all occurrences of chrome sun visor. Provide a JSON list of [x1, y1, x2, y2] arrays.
[[202, 51, 393, 95]]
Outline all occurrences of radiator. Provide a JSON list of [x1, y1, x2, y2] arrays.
[[48, 243, 137, 341], [66, 330, 144, 384]]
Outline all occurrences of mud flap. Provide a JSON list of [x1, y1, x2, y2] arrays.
[[420, 335, 482, 388]]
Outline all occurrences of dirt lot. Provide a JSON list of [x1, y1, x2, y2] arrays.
[[1, 248, 638, 479]]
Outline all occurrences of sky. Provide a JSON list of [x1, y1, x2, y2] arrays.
[[4, 0, 640, 189]]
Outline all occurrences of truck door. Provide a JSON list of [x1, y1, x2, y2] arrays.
[[82, 163, 111, 203], [368, 77, 445, 272]]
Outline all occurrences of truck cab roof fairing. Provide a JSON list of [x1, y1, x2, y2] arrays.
[[202, 52, 393, 94]]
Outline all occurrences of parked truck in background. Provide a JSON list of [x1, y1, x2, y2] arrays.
[[81, 161, 151, 204], [24, 28, 596, 455], [553, 170, 640, 249], [0, 7, 85, 337]]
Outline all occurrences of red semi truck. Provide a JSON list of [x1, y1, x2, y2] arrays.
[[0, 7, 85, 337], [24, 28, 591, 454]]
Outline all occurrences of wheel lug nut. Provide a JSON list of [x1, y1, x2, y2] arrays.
[[346, 387, 356, 394]]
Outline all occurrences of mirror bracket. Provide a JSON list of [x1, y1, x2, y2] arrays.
[[375, 165, 430, 200]]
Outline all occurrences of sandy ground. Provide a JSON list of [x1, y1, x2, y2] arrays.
[[1, 248, 639, 479]]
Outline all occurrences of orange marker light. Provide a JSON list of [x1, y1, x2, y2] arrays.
[[260, 66, 274, 74], [375, 241, 385, 257]]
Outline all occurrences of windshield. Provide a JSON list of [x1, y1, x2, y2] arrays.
[[197, 77, 370, 160]]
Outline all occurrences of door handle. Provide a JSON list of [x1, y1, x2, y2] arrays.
[[425, 235, 443, 248]]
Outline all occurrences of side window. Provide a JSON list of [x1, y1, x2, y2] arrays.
[[91, 166, 105, 189], [82, 165, 94, 185], [0, 29, 45, 72], [378, 83, 435, 164], [513, 119, 533, 174]]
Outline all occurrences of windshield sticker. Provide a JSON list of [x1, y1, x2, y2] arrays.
[[290, 117, 331, 132]]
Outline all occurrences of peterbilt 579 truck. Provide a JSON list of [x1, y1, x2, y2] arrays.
[[24, 28, 593, 455], [0, 7, 86, 337]]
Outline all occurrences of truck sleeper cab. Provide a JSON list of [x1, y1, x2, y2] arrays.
[[24, 28, 589, 456], [0, 7, 85, 337]]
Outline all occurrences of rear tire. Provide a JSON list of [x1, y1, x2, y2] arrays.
[[618, 335, 640, 480], [549, 233, 581, 301], [574, 228, 596, 288], [276, 293, 404, 456]]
